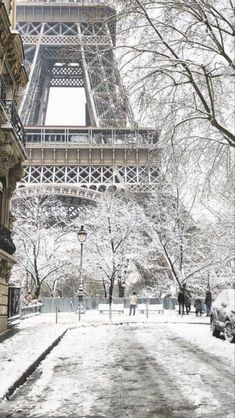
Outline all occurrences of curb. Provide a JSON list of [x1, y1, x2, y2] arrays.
[[0, 328, 19, 344], [3, 328, 68, 401]]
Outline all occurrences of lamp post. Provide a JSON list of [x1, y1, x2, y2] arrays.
[[77, 225, 87, 321]]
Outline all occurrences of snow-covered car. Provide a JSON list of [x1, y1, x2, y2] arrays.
[[210, 289, 235, 343]]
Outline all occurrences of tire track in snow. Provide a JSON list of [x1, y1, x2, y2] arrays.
[[108, 325, 199, 418], [115, 324, 234, 417], [166, 334, 234, 408]]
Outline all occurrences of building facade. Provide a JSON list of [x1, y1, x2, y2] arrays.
[[0, 0, 27, 332]]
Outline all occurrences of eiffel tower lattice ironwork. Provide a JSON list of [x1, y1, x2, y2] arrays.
[[15, 0, 160, 203]]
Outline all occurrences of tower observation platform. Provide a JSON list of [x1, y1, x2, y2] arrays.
[[15, 0, 160, 202]]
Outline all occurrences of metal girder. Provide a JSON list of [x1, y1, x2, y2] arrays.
[[17, 4, 133, 128], [19, 165, 159, 187], [13, 184, 103, 203]]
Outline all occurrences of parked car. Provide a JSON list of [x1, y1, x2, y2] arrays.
[[210, 289, 235, 343]]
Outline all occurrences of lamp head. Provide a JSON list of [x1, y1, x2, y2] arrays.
[[77, 225, 87, 243]]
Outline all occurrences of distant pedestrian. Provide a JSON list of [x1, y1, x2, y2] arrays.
[[178, 287, 185, 315], [194, 298, 203, 316], [205, 287, 212, 316], [185, 292, 191, 315], [129, 292, 138, 316], [181, 284, 191, 314]]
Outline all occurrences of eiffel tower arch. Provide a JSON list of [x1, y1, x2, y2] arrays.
[[15, 0, 160, 205]]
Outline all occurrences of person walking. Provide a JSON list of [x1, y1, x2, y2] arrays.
[[185, 292, 191, 315], [205, 287, 212, 316], [129, 292, 138, 316], [194, 297, 203, 316], [183, 284, 191, 315], [178, 287, 185, 315]]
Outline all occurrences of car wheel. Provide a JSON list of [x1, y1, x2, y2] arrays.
[[224, 321, 235, 343], [210, 317, 220, 338]]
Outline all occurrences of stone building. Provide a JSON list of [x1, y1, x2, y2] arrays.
[[0, 0, 27, 332]]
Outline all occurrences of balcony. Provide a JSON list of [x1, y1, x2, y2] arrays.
[[0, 224, 16, 255], [5, 100, 26, 147], [0, 77, 6, 107]]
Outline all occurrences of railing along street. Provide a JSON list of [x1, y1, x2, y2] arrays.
[[20, 302, 43, 318], [7, 301, 43, 325]]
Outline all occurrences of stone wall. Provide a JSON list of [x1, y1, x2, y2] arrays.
[[0, 280, 8, 333]]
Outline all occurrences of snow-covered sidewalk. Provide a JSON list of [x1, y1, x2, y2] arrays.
[[0, 317, 67, 400]]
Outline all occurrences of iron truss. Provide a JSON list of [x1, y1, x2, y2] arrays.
[[14, 164, 159, 202], [19, 165, 159, 189], [17, 14, 134, 127]]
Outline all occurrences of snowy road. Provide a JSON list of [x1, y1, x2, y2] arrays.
[[0, 322, 234, 418]]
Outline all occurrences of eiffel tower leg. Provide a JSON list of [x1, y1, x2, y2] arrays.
[[77, 24, 98, 127], [19, 23, 45, 124], [38, 75, 51, 125]]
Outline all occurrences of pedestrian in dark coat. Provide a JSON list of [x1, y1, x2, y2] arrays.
[[184, 292, 191, 315], [181, 283, 191, 314], [205, 288, 212, 316], [194, 298, 203, 316], [178, 287, 185, 315]]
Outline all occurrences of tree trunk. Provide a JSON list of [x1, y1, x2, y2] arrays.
[[102, 278, 107, 298], [34, 286, 40, 297], [118, 279, 125, 297], [109, 275, 115, 305]]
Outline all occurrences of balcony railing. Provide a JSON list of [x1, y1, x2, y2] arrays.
[[16, 0, 107, 4], [25, 127, 158, 147], [5, 100, 26, 146], [0, 224, 16, 255], [0, 77, 6, 107]]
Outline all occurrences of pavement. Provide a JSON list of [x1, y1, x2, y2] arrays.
[[0, 310, 210, 401]]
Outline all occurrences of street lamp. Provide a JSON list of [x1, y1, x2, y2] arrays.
[[77, 225, 87, 321]]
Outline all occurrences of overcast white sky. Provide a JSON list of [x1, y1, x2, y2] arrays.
[[45, 87, 86, 125]]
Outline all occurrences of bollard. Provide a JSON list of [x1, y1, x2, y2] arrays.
[[56, 306, 58, 323], [146, 298, 149, 319], [109, 304, 112, 322]]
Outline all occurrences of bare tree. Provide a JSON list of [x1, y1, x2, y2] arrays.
[[139, 175, 234, 291], [115, 0, 234, 147], [85, 192, 146, 304], [11, 197, 73, 297]]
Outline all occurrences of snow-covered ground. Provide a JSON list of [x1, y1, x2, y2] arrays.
[[0, 310, 234, 418], [0, 317, 67, 400]]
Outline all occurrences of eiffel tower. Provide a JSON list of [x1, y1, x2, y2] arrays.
[[15, 0, 160, 204]]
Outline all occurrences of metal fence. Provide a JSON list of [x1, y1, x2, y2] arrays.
[[40, 297, 179, 313]]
